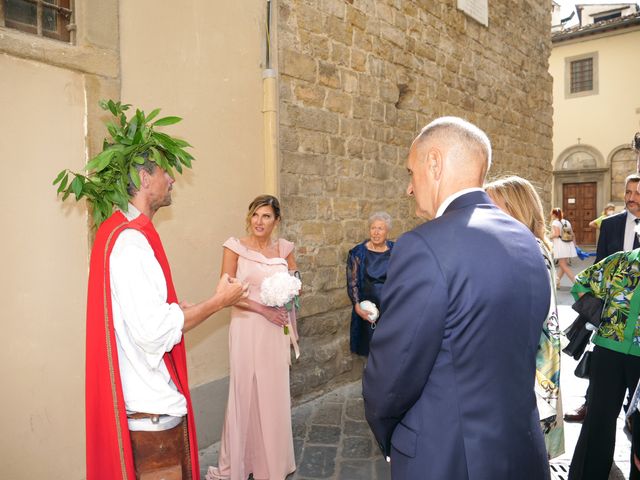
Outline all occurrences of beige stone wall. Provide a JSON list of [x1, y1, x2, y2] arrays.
[[277, 0, 553, 399]]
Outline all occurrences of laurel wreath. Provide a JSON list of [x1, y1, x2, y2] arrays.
[[52, 99, 194, 227]]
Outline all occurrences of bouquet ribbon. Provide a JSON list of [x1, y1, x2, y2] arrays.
[[287, 302, 301, 362]]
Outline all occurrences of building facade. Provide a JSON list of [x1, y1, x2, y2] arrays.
[[550, 3, 640, 245]]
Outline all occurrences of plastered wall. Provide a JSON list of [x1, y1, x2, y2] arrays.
[[119, 0, 267, 388], [0, 54, 89, 479], [0, 0, 267, 476]]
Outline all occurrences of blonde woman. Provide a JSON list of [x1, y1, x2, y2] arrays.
[[485, 176, 564, 459]]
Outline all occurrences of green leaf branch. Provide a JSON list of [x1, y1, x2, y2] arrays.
[[52, 99, 194, 228]]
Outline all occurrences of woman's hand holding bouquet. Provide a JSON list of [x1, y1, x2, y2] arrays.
[[260, 271, 302, 335]]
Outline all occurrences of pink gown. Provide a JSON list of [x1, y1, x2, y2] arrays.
[[207, 237, 296, 480]]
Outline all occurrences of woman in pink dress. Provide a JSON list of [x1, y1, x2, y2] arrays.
[[207, 195, 298, 480]]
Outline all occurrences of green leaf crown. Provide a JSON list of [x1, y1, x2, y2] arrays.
[[52, 100, 194, 227]]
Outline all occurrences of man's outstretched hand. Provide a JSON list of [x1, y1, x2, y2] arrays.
[[180, 273, 249, 333], [215, 273, 249, 307]]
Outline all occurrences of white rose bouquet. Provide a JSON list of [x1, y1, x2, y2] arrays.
[[260, 271, 302, 335]]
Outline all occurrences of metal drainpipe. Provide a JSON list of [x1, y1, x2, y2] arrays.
[[263, 0, 278, 195], [263, 68, 278, 195]]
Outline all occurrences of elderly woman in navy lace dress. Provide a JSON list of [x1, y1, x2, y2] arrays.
[[346, 212, 394, 356]]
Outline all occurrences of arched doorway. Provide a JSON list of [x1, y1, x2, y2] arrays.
[[553, 145, 608, 246]]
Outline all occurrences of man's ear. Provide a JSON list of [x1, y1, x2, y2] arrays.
[[138, 168, 151, 189], [426, 148, 443, 180]]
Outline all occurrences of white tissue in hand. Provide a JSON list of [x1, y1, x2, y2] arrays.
[[359, 300, 379, 322]]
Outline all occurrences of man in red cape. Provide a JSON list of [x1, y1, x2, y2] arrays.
[[85, 159, 247, 480]]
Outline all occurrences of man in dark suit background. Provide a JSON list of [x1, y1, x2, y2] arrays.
[[564, 173, 640, 424], [363, 117, 551, 479], [594, 174, 640, 263]]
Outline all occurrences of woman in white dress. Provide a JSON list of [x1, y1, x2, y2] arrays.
[[550, 207, 576, 286]]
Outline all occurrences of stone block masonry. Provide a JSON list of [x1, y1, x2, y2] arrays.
[[277, 0, 553, 401]]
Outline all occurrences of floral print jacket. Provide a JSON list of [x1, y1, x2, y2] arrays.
[[572, 249, 640, 356]]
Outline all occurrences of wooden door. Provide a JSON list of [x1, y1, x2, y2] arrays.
[[563, 182, 597, 245]]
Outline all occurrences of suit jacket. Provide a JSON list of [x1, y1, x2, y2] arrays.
[[363, 191, 550, 480], [595, 211, 627, 263]]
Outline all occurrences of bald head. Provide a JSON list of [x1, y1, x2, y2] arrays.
[[413, 116, 492, 180], [406, 117, 492, 219]]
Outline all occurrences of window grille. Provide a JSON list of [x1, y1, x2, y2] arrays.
[[570, 58, 593, 94], [0, 0, 74, 43]]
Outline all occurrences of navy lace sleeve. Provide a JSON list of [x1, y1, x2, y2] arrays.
[[346, 247, 362, 305]]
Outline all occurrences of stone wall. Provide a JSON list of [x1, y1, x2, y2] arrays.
[[277, 0, 553, 400]]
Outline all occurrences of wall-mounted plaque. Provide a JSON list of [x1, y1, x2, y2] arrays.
[[457, 0, 488, 27]]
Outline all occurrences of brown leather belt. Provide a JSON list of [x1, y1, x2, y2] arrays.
[[127, 412, 159, 419], [128, 413, 183, 432]]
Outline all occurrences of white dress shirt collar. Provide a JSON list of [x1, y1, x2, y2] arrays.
[[623, 210, 640, 252], [436, 187, 485, 218]]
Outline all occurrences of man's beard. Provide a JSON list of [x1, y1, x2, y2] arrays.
[[151, 193, 172, 213]]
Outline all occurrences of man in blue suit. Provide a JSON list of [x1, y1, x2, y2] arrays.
[[363, 117, 551, 479]]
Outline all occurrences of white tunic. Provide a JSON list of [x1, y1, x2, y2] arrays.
[[109, 205, 187, 416]]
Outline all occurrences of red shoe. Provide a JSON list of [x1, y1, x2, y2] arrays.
[[564, 404, 587, 423]]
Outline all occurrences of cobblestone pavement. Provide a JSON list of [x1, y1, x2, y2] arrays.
[[199, 382, 389, 480], [287, 383, 390, 480], [200, 254, 634, 480]]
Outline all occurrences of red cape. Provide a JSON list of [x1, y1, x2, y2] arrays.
[[85, 211, 200, 480]]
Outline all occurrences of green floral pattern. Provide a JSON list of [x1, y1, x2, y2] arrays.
[[573, 250, 640, 354]]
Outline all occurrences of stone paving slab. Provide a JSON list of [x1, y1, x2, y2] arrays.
[[200, 254, 633, 480], [198, 381, 390, 480], [288, 382, 390, 480]]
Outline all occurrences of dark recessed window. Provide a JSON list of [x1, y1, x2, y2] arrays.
[[594, 12, 622, 23], [570, 57, 593, 94], [1, 0, 73, 43]]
